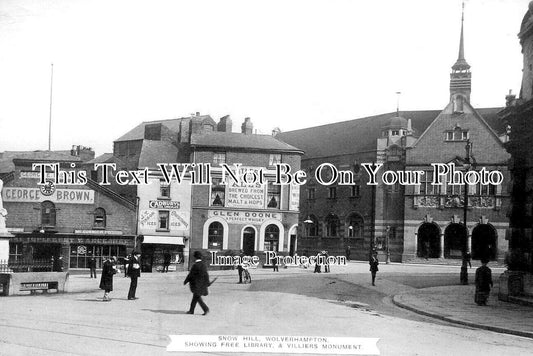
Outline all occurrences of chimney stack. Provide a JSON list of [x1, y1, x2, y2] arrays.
[[241, 117, 253, 135], [217, 115, 233, 132]]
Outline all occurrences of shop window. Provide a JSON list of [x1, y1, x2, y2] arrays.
[[160, 180, 170, 198], [264, 224, 279, 251], [269, 154, 282, 167], [94, 208, 106, 229], [69, 244, 126, 269], [9, 243, 23, 262], [325, 214, 340, 237], [213, 152, 226, 166], [210, 178, 225, 206], [158, 211, 170, 231], [208, 222, 223, 249], [41, 200, 56, 227], [305, 215, 318, 237], [347, 214, 364, 238], [267, 181, 281, 208]]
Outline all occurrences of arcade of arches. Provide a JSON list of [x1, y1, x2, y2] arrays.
[[416, 222, 497, 260]]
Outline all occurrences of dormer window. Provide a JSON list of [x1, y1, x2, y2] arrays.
[[391, 130, 400, 136]]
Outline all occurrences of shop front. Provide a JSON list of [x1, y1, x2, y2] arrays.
[[140, 235, 185, 272]]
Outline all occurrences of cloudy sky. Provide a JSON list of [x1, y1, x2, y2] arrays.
[[0, 0, 528, 155]]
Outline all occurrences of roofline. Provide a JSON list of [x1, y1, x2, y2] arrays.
[[190, 144, 304, 155]]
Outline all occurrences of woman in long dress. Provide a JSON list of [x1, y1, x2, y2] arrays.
[[99, 256, 117, 301]]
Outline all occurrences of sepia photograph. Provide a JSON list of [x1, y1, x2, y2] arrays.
[[1, 0, 533, 355]]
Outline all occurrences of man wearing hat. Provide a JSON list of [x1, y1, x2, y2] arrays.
[[184, 251, 210, 315], [127, 251, 141, 300]]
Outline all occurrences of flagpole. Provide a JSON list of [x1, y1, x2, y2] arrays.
[[48, 63, 54, 151]]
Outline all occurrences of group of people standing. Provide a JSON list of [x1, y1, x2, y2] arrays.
[[98, 251, 141, 302]]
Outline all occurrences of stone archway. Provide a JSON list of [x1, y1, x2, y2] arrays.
[[444, 223, 467, 259], [471, 224, 497, 260], [417, 223, 440, 258]]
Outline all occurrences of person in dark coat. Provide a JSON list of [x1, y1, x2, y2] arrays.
[[460, 252, 472, 285], [163, 251, 171, 273], [369, 251, 379, 286], [475, 257, 493, 306], [99, 256, 117, 301], [127, 251, 141, 300], [88, 255, 97, 278], [314, 251, 323, 273], [272, 252, 279, 272], [345, 246, 351, 261], [184, 251, 210, 315], [324, 251, 330, 273]]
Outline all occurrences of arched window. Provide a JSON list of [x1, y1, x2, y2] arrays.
[[94, 208, 106, 228], [264, 224, 280, 251], [208, 222, 223, 249], [347, 213, 364, 238], [325, 214, 340, 237], [305, 215, 318, 237], [41, 201, 56, 227]]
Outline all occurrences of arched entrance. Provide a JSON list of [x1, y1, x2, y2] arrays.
[[471, 224, 497, 260], [264, 224, 280, 252], [444, 223, 467, 259], [242, 227, 255, 256], [417, 223, 440, 258]]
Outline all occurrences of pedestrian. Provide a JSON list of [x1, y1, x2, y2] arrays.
[[88, 254, 97, 279], [127, 251, 141, 300], [163, 251, 171, 273], [460, 252, 472, 285], [99, 256, 117, 301], [345, 245, 351, 261], [475, 257, 493, 306], [314, 251, 322, 273], [324, 251, 330, 273], [184, 251, 210, 315], [369, 251, 379, 286], [123, 253, 131, 277], [272, 252, 279, 272], [237, 250, 244, 283]]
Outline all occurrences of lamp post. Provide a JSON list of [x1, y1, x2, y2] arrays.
[[463, 140, 472, 256]]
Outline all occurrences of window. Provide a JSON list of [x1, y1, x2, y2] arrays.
[[347, 214, 364, 238], [213, 152, 226, 165], [305, 215, 318, 236], [208, 222, 223, 249], [307, 187, 316, 200], [41, 201, 56, 227], [158, 211, 170, 230], [445, 128, 469, 141], [420, 170, 435, 195], [269, 154, 282, 167], [9, 243, 23, 262], [328, 187, 337, 199], [94, 208, 106, 229], [325, 214, 340, 237], [267, 181, 281, 208], [477, 183, 496, 196], [264, 224, 279, 251], [160, 180, 170, 198], [391, 130, 399, 136], [350, 185, 360, 197], [69, 244, 126, 269], [210, 178, 225, 206]]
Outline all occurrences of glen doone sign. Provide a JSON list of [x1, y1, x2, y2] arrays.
[[208, 210, 282, 225]]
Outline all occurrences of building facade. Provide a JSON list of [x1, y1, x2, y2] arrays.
[[0, 149, 136, 270]]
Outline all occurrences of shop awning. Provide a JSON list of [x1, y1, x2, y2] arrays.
[[142, 235, 185, 245]]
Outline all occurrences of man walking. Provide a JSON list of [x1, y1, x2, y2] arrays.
[[184, 251, 210, 315], [475, 257, 493, 306], [369, 251, 379, 286], [127, 251, 141, 300]]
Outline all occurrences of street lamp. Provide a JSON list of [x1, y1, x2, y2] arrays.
[[463, 140, 473, 256]]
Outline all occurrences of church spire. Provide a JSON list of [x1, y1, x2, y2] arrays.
[[450, 1, 471, 103]]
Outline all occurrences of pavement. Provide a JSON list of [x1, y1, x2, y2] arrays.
[[1, 261, 532, 355]]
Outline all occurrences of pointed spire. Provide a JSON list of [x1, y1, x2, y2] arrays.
[[452, 2, 470, 71]]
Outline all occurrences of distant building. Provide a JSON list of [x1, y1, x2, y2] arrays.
[[279, 7, 510, 262], [0, 148, 136, 269]]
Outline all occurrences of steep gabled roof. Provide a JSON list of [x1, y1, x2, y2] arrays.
[[278, 108, 503, 159], [190, 131, 303, 153]]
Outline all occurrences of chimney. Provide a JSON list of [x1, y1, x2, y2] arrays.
[[241, 117, 253, 135], [196, 112, 201, 117], [217, 115, 233, 132], [272, 127, 281, 137], [505, 89, 516, 107], [70, 145, 78, 156]]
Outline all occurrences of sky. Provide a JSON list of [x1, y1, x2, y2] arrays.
[[0, 0, 528, 156]]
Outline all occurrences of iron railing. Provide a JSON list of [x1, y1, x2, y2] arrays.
[[0, 259, 54, 273]]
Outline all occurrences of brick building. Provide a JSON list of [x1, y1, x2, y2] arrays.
[[279, 8, 510, 262], [112, 114, 302, 269], [0, 148, 136, 270]]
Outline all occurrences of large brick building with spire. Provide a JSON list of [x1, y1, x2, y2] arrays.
[[279, 4, 511, 263]]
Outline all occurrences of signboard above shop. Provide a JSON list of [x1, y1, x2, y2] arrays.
[[2, 187, 95, 204], [208, 210, 282, 225], [148, 200, 180, 209]]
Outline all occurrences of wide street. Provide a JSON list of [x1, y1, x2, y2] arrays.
[[0, 262, 532, 356]]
